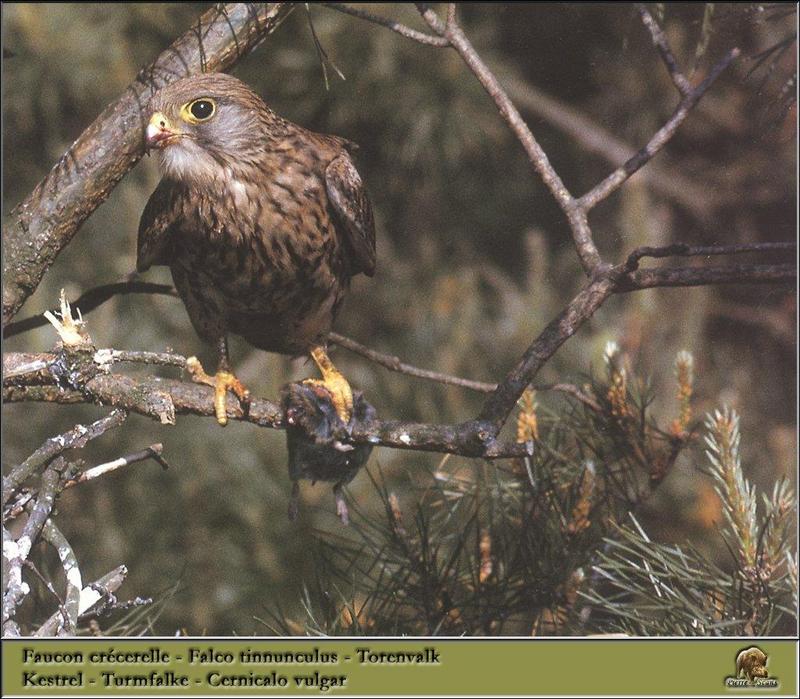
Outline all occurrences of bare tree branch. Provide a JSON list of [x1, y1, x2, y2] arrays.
[[323, 3, 722, 220], [329, 331, 498, 392], [636, 3, 693, 96], [400, 5, 771, 440], [623, 242, 796, 272], [416, 3, 603, 276], [477, 278, 617, 431], [4, 360, 282, 427], [321, 3, 448, 46], [330, 331, 602, 409], [475, 254, 793, 433], [577, 47, 740, 212], [93, 349, 188, 369], [2, 352, 531, 459], [34, 565, 128, 637], [2, 2, 291, 326], [62, 445, 168, 490], [20, 560, 63, 611], [36, 519, 81, 636], [501, 75, 719, 219], [2, 410, 128, 507], [618, 263, 796, 291], [3, 280, 177, 339], [2, 457, 65, 625]]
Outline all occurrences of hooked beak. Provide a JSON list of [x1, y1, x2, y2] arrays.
[[145, 112, 180, 150]]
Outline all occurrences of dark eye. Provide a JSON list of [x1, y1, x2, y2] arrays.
[[189, 99, 215, 121]]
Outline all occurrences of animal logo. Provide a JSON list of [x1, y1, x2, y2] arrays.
[[725, 645, 781, 688], [736, 647, 769, 683]]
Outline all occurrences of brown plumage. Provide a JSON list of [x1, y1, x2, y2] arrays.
[[138, 73, 375, 428]]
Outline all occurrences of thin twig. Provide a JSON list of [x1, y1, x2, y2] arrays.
[[623, 242, 796, 272], [3, 280, 177, 339], [22, 559, 64, 613], [578, 47, 740, 211], [35, 565, 128, 637], [330, 332, 601, 409], [62, 444, 169, 489], [2, 410, 127, 507], [329, 332, 497, 392], [416, 3, 603, 276], [321, 3, 449, 47], [636, 4, 693, 96]]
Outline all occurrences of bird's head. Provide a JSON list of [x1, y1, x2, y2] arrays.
[[145, 73, 277, 182]]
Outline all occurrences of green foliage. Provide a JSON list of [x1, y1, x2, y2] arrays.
[[264, 351, 796, 637], [579, 407, 796, 636]]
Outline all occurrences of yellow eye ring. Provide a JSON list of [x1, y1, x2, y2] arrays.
[[180, 98, 216, 124]]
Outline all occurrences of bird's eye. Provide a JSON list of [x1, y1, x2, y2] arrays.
[[181, 98, 216, 124]]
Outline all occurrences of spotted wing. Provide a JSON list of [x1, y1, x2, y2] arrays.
[[137, 179, 180, 272], [325, 153, 376, 277]]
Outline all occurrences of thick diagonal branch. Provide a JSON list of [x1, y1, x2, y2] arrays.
[[477, 278, 616, 432], [2, 2, 290, 326]]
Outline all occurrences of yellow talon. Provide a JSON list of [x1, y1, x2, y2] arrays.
[[305, 346, 354, 424], [186, 356, 251, 426]]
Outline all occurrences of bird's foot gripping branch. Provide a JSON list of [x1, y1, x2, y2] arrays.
[[3, 290, 533, 525], [4, 282, 536, 460], [282, 382, 377, 524]]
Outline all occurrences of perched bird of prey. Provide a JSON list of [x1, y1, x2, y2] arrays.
[[138, 73, 375, 431]]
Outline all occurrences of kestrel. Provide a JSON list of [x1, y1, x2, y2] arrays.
[[138, 73, 375, 428]]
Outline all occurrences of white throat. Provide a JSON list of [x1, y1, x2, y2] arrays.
[[159, 141, 219, 183]]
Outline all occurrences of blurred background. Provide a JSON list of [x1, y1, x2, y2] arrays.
[[2, 3, 796, 634]]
